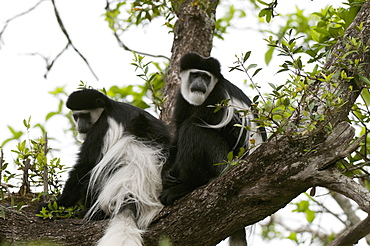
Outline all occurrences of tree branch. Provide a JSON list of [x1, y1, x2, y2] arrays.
[[112, 31, 170, 60], [327, 216, 370, 246], [331, 192, 370, 244], [143, 3, 370, 245], [0, 0, 47, 48], [50, 0, 98, 80]]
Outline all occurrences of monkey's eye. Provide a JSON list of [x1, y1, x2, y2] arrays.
[[72, 114, 79, 121]]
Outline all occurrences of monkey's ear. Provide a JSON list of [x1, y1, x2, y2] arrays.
[[96, 98, 106, 108]]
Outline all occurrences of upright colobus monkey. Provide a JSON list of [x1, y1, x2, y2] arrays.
[[160, 53, 266, 246], [38, 89, 170, 246]]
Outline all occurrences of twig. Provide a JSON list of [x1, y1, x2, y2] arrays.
[[305, 193, 347, 226], [0, 0, 47, 47], [0, 149, 3, 187], [19, 159, 31, 196], [112, 31, 170, 60], [43, 133, 48, 195], [0, 204, 30, 219], [50, 0, 99, 80]]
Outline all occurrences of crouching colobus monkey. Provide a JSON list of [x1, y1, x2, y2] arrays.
[[38, 89, 171, 246], [160, 53, 267, 246]]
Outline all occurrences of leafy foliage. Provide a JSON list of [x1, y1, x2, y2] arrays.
[[104, 1, 175, 31], [36, 201, 83, 219], [1, 0, 370, 245]]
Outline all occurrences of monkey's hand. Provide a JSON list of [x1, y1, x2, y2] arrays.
[[159, 188, 178, 206], [162, 171, 181, 189]]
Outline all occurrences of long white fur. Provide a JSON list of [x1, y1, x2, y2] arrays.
[[180, 70, 264, 151], [97, 212, 143, 246], [85, 117, 165, 246]]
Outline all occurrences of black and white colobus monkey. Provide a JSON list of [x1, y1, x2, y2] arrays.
[[38, 89, 171, 246], [160, 53, 266, 245]]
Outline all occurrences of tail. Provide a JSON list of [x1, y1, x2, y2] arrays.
[[97, 211, 143, 246], [229, 228, 247, 246]]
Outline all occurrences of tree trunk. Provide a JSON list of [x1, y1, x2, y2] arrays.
[[144, 2, 370, 245], [160, 0, 219, 127], [2, 2, 370, 246]]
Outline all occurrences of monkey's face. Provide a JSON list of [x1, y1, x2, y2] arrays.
[[72, 108, 104, 140], [179, 69, 218, 106]]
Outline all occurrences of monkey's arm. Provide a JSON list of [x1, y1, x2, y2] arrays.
[[159, 121, 229, 205], [36, 159, 92, 214], [56, 162, 90, 207]]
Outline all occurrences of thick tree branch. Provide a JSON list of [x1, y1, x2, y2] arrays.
[[2, 2, 370, 246], [144, 2, 370, 245], [143, 122, 367, 245]]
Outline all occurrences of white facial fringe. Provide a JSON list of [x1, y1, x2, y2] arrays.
[[179, 69, 218, 106], [200, 93, 264, 152], [86, 117, 165, 245]]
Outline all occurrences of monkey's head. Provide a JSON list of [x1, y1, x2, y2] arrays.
[[66, 89, 111, 140], [179, 53, 223, 106]]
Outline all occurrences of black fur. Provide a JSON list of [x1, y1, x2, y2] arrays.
[[180, 53, 223, 79], [37, 89, 170, 218], [160, 53, 266, 205], [160, 53, 266, 246]]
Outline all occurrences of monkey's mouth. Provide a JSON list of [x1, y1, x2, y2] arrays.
[[191, 89, 206, 94], [190, 80, 207, 94]]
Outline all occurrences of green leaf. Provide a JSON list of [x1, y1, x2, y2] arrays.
[[287, 232, 298, 242], [256, 0, 269, 6], [258, 8, 269, 18], [237, 148, 245, 157], [306, 209, 315, 223], [46, 112, 58, 121], [359, 75, 370, 85], [243, 51, 251, 62], [361, 89, 370, 105], [227, 151, 234, 162], [246, 64, 257, 70], [264, 47, 274, 65], [268, 83, 276, 90]]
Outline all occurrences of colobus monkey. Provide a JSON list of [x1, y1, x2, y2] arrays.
[[160, 53, 266, 245], [38, 89, 171, 246]]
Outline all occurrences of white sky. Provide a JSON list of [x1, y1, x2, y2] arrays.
[[1, 1, 368, 245]]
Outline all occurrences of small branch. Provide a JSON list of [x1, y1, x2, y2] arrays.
[[331, 192, 370, 244], [327, 216, 370, 246], [0, 204, 30, 219], [0, 0, 47, 48], [313, 168, 370, 213], [19, 159, 31, 196], [43, 133, 48, 195], [306, 193, 347, 226], [268, 215, 329, 242], [0, 149, 3, 187], [50, 0, 99, 80], [112, 31, 170, 60]]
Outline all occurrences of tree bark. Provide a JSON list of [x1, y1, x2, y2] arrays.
[[144, 2, 370, 245], [1, 2, 370, 246], [160, 0, 219, 127]]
